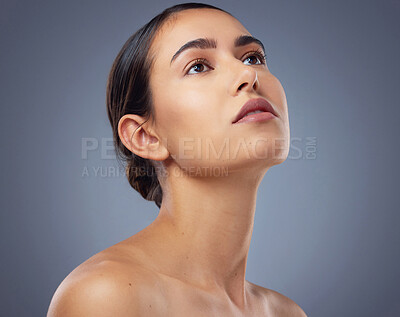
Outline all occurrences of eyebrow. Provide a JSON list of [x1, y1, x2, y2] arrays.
[[170, 35, 266, 65]]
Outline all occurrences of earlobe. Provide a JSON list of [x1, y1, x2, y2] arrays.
[[117, 114, 169, 161]]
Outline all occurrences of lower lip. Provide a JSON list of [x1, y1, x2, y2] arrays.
[[233, 112, 277, 124]]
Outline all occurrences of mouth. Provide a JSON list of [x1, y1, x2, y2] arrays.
[[232, 97, 278, 124]]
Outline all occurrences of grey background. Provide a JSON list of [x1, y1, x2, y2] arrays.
[[1, 0, 399, 316]]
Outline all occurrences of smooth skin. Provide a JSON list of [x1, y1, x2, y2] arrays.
[[48, 8, 306, 317]]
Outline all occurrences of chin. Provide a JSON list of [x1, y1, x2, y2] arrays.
[[269, 153, 289, 167]]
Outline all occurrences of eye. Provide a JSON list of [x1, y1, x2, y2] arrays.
[[186, 58, 212, 75], [243, 50, 267, 66]]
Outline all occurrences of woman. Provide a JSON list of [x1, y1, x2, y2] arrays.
[[48, 3, 306, 316]]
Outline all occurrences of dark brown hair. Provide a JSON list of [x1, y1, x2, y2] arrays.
[[106, 3, 231, 208]]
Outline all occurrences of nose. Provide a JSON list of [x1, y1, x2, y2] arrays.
[[229, 63, 259, 96]]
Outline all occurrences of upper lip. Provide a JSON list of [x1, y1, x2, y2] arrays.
[[232, 97, 278, 124]]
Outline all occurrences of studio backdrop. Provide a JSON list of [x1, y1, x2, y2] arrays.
[[0, 0, 399, 316]]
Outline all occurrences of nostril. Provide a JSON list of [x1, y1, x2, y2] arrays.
[[238, 83, 247, 90]]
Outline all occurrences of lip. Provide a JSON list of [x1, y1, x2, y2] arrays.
[[232, 97, 278, 124]]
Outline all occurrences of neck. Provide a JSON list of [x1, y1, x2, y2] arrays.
[[135, 164, 267, 308]]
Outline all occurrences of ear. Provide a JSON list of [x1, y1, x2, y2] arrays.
[[117, 114, 169, 161]]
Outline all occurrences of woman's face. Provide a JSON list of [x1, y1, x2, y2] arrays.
[[148, 8, 290, 174]]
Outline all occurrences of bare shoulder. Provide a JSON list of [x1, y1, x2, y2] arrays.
[[247, 281, 308, 317], [47, 248, 164, 316]]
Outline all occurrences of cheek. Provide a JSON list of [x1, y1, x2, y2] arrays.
[[256, 72, 289, 132], [151, 79, 222, 157], [267, 75, 288, 119]]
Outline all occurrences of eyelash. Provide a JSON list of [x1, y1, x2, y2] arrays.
[[243, 49, 267, 65], [185, 49, 267, 75]]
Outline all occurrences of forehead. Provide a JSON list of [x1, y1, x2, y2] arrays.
[[149, 9, 250, 65]]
